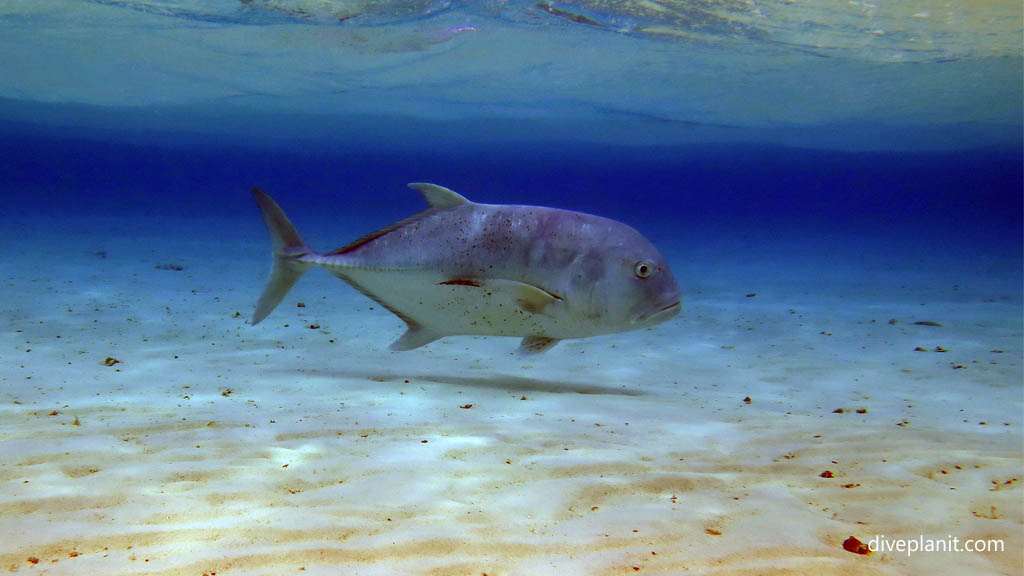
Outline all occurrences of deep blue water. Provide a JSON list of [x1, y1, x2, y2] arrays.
[[2, 127, 1019, 324], [3, 129, 1020, 259]]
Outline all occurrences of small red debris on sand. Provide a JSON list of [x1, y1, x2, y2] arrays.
[[833, 408, 845, 413], [989, 478, 1018, 492], [459, 404, 473, 409], [819, 470, 835, 478], [843, 536, 872, 555], [743, 396, 752, 404], [705, 528, 722, 536], [103, 357, 120, 366]]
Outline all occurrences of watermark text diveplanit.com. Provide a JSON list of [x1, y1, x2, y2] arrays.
[[869, 535, 1005, 556]]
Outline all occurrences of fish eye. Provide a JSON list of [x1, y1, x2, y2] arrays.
[[634, 261, 653, 279]]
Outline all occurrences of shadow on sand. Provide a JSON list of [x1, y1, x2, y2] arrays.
[[301, 369, 645, 396]]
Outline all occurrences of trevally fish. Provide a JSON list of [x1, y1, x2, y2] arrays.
[[251, 183, 681, 354]]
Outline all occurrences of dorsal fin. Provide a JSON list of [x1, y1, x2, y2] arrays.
[[327, 184, 467, 255], [408, 183, 469, 209], [328, 211, 427, 255]]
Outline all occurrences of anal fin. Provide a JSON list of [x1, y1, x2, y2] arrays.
[[517, 335, 560, 355]]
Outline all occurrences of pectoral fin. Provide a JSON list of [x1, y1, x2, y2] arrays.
[[438, 278, 562, 315], [517, 335, 560, 355], [509, 281, 562, 314]]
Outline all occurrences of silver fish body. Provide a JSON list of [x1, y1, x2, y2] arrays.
[[252, 183, 680, 354]]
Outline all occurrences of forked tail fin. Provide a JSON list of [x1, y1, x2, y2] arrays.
[[251, 188, 314, 325]]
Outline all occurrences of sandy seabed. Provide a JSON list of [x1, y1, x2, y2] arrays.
[[1, 217, 1021, 575]]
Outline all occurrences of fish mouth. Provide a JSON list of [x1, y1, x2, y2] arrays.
[[635, 300, 682, 325]]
